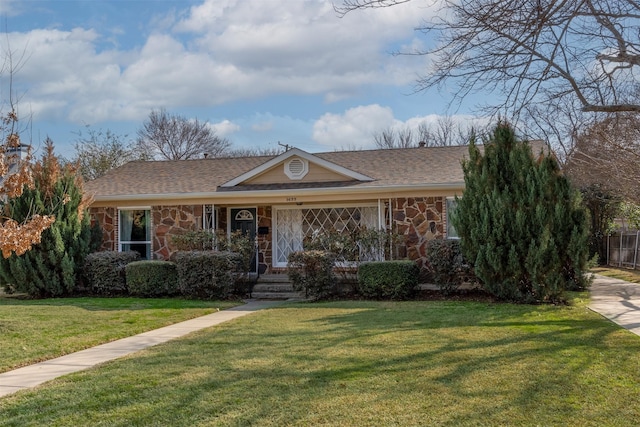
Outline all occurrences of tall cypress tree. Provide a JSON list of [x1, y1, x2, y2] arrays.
[[452, 122, 589, 302], [0, 139, 91, 297]]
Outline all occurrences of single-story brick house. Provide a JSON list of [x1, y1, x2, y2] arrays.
[[85, 143, 545, 274]]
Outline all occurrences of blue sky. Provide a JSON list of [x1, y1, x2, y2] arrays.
[[0, 0, 487, 158]]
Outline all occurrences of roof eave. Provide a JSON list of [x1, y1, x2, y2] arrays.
[[90, 182, 465, 203]]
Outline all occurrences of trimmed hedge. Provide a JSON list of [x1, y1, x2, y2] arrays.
[[425, 239, 476, 294], [357, 260, 419, 300], [83, 251, 140, 296], [173, 251, 241, 299], [125, 261, 179, 297], [287, 250, 337, 300]]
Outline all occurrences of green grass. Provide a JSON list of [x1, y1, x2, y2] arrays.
[[2, 297, 640, 426], [0, 297, 239, 373], [592, 266, 640, 283]]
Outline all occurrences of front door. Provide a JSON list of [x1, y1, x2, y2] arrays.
[[230, 208, 257, 272]]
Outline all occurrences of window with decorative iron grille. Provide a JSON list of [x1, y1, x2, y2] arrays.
[[274, 205, 379, 266]]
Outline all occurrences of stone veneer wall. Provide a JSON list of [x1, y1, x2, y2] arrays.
[[392, 197, 444, 271], [256, 206, 273, 274], [91, 199, 445, 271], [89, 207, 117, 251], [152, 205, 203, 260]]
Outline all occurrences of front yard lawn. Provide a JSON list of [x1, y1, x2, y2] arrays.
[[0, 297, 239, 373], [2, 297, 640, 426]]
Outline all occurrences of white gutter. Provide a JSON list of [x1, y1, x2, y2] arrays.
[[91, 182, 465, 203]]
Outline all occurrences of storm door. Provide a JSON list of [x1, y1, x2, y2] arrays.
[[230, 208, 257, 272]]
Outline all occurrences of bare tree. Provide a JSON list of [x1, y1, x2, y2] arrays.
[[223, 146, 285, 158], [337, 0, 640, 116], [373, 127, 416, 149], [373, 117, 479, 148], [418, 116, 481, 147], [564, 114, 640, 204], [72, 127, 139, 180], [136, 108, 231, 160]]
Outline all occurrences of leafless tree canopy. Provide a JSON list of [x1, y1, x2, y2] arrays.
[[338, 0, 640, 116], [223, 146, 285, 158], [72, 128, 139, 180], [564, 114, 640, 203], [373, 117, 482, 149], [136, 108, 231, 161]]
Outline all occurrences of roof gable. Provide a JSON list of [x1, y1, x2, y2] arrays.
[[220, 148, 374, 187]]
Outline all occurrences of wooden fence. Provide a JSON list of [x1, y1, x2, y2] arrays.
[[608, 231, 640, 270]]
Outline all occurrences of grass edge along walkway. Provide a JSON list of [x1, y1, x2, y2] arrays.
[[0, 300, 283, 398]]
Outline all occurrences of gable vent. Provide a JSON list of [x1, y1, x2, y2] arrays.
[[284, 157, 308, 180]]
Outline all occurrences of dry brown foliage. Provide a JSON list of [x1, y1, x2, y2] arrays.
[[0, 110, 56, 258]]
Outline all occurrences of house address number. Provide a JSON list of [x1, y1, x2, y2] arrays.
[[286, 197, 297, 202]]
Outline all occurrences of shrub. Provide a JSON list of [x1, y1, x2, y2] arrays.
[[357, 261, 419, 300], [83, 251, 140, 296], [125, 261, 178, 297], [287, 250, 337, 300], [171, 230, 255, 275], [171, 230, 216, 251], [426, 239, 476, 294], [304, 227, 402, 263], [453, 122, 590, 302], [173, 251, 241, 299], [0, 141, 91, 298]]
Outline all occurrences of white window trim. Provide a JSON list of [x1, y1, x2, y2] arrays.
[[445, 197, 460, 240], [118, 207, 153, 258], [272, 203, 379, 268]]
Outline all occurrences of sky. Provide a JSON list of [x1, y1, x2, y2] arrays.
[[0, 0, 488, 159]]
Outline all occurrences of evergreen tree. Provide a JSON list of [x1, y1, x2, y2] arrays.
[[0, 139, 91, 297], [452, 122, 590, 303]]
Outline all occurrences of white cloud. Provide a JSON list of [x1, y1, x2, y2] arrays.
[[312, 105, 489, 150], [251, 121, 273, 132], [3, 0, 438, 128], [312, 104, 398, 149], [210, 119, 240, 137]]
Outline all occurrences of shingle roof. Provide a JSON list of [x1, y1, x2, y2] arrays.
[[85, 142, 548, 199]]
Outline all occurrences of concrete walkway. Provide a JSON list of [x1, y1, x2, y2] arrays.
[[0, 299, 283, 398], [589, 274, 640, 336]]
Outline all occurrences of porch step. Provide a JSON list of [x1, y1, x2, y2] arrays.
[[256, 274, 291, 283], [252, 283, 295, 293], [251, 274, 305, 300]]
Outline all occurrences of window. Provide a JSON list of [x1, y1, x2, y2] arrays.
[[274, 205, 379, 266], [446, 198, 459, 239], [119, 209, 152, 259]]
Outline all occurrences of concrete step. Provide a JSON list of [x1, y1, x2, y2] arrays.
[[252, 283, 295, 293], [251, 291, 305, 300], [256, 274, 291, 284]]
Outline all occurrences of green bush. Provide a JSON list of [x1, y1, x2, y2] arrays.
[[83, 251, 140, 296], [173, 251, 241, 299], [453, 122, 590, 302], [426, 239, 476, 294], [287, 250, 337, 300], [125, 261, 178, 297], [0, 142, 91, 298], [171, 230, 216, 251], [357, 261, 419, 300]]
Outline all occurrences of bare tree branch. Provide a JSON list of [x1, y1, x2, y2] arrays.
[[136, 108, 231, 161], [338, 0, 640, 115]]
